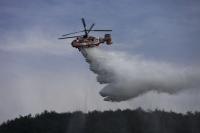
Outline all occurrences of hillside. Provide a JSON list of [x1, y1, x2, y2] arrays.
[[0, 108, 200, 133]]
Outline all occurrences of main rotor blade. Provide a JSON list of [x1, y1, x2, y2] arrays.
[[62, 30, 85, 36], [89, 30, 112, 32], [87, 23, 95, 34], [81, 18, 88, 36], [58, 35, 81, 39], [81, 18, 86, 28]]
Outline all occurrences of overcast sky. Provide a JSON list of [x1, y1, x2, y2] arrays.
[[0, 0, 200, 124]]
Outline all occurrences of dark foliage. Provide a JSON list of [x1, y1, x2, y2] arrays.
[[1, 108, 200, 133]]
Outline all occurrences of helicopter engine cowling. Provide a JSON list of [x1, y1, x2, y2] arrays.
[[104, 34, 112, 45]]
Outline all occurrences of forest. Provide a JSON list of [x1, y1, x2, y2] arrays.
[[0, 108, 200, 133]]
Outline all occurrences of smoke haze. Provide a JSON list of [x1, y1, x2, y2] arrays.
[[80, 47, 200, 102]]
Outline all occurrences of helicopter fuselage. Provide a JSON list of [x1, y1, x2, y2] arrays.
[[71, 34, 112, 48]]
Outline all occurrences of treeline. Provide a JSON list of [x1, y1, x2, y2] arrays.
[[0, 108, 200, 133]]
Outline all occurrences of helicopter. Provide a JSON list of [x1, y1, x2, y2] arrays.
[[58, 18, 112, 49]]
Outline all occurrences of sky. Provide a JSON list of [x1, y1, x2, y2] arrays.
[[0, 0, 200, 123]]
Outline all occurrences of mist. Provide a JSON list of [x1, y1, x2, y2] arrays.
[[80, 47, 200, 102]]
